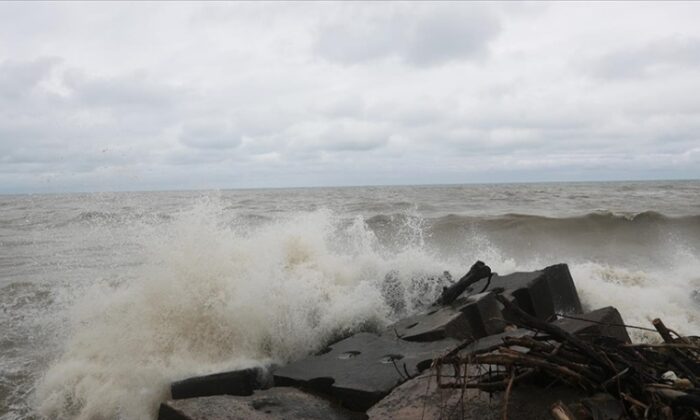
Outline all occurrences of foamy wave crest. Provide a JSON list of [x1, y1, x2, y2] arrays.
[[34, 199, 493, 419]]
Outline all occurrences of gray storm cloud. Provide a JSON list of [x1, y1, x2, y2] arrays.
[[0, 2, 699, 193], [314, 4, 501, 66]]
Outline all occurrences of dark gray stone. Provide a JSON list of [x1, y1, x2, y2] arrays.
[[159, 387, 365, 420], [466, 264, 583, 320], [385, 292, 505, 342], [171, 367, 270, 400], [273, 333, 459, 411], [553, 306, 631, 343]]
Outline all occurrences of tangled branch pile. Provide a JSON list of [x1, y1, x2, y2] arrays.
[[435, 295, 700, 420]]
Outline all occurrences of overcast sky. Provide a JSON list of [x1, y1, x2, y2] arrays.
[[1, 2, 699, 193]]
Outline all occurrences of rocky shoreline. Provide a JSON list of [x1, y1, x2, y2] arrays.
[[156, 262, 698, 419]]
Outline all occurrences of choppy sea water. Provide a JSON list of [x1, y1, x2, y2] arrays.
[[1, 180, 699, 419]]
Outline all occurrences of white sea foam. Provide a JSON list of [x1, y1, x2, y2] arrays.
[[33, 199, 700, 419], [571, 256, 700, 342], [34, 201, 463, 419]]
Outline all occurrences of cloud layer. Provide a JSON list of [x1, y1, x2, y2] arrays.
[[0, 2, 699, 193]]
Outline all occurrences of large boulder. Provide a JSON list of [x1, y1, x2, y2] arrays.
[[273, 333, 459, 411], [384, 291, 505, 342], [158, 387, 364, 420], [467, 264, 583, 320]]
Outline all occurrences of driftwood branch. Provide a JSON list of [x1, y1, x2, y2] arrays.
[[435, 261, 492, 305], [495, 294, 614, 373], [653, 318, 675, 343], [433, 291, 700, 420], [550, 401, 578, 420]]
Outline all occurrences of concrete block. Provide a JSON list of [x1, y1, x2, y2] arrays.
[[273, 333, 458, 411], [171, 367, 268, 400], [467, 264, 583, 321], [553, 306, 631, 343], [385, 292, 505, 342]]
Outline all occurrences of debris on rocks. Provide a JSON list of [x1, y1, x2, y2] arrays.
[[158, 261, 698, 419], [434, 293, 700, 419]]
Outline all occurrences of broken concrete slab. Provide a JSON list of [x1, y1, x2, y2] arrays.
[[458, 306, 630, 357], [159, 387, 365, 420], [273, 332, 459, 411], [367, 365, 586, 420], [385, 292, 505, 342], [170, 367, 270, 400], [466, 264, 583, 321], [553, 306, 631, 343]]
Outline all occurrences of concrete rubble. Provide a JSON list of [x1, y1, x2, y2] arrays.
[[383, 291, 504, 342], [158, 262, 681, 420]]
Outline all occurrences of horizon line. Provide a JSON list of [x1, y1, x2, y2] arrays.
[[1, 176, 699, 197]]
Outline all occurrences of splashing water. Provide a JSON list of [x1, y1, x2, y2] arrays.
[[33, 202, 475, 419]]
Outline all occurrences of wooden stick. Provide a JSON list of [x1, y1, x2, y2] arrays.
[[435, 261, 491, 305], [624, 342, 700, 350], [653, 318, 675, 343], [550, 401, 578, 420], [620, 392, 648, 410], [502, 369, 515, 420], [472, 352, 592, 386], [495, 295, 614, 373], [647, 387, 700, 410], [438, 369, 534, 392]]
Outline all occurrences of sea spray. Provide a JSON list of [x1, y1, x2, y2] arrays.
[[572, 258, 700, 342], [34, 200, 466, 419]]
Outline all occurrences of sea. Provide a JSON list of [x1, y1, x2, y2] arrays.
[[1, 180, 699, 419]]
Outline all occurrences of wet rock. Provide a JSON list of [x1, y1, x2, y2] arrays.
[[273, 332, 459, 411], [467, 264, 583, 320], [385, 291, 504, 342], [158, 387, 364, 420], [367, 365, 585, 420], [171, 367, 271, 400], [553, 306, 631, 343]]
